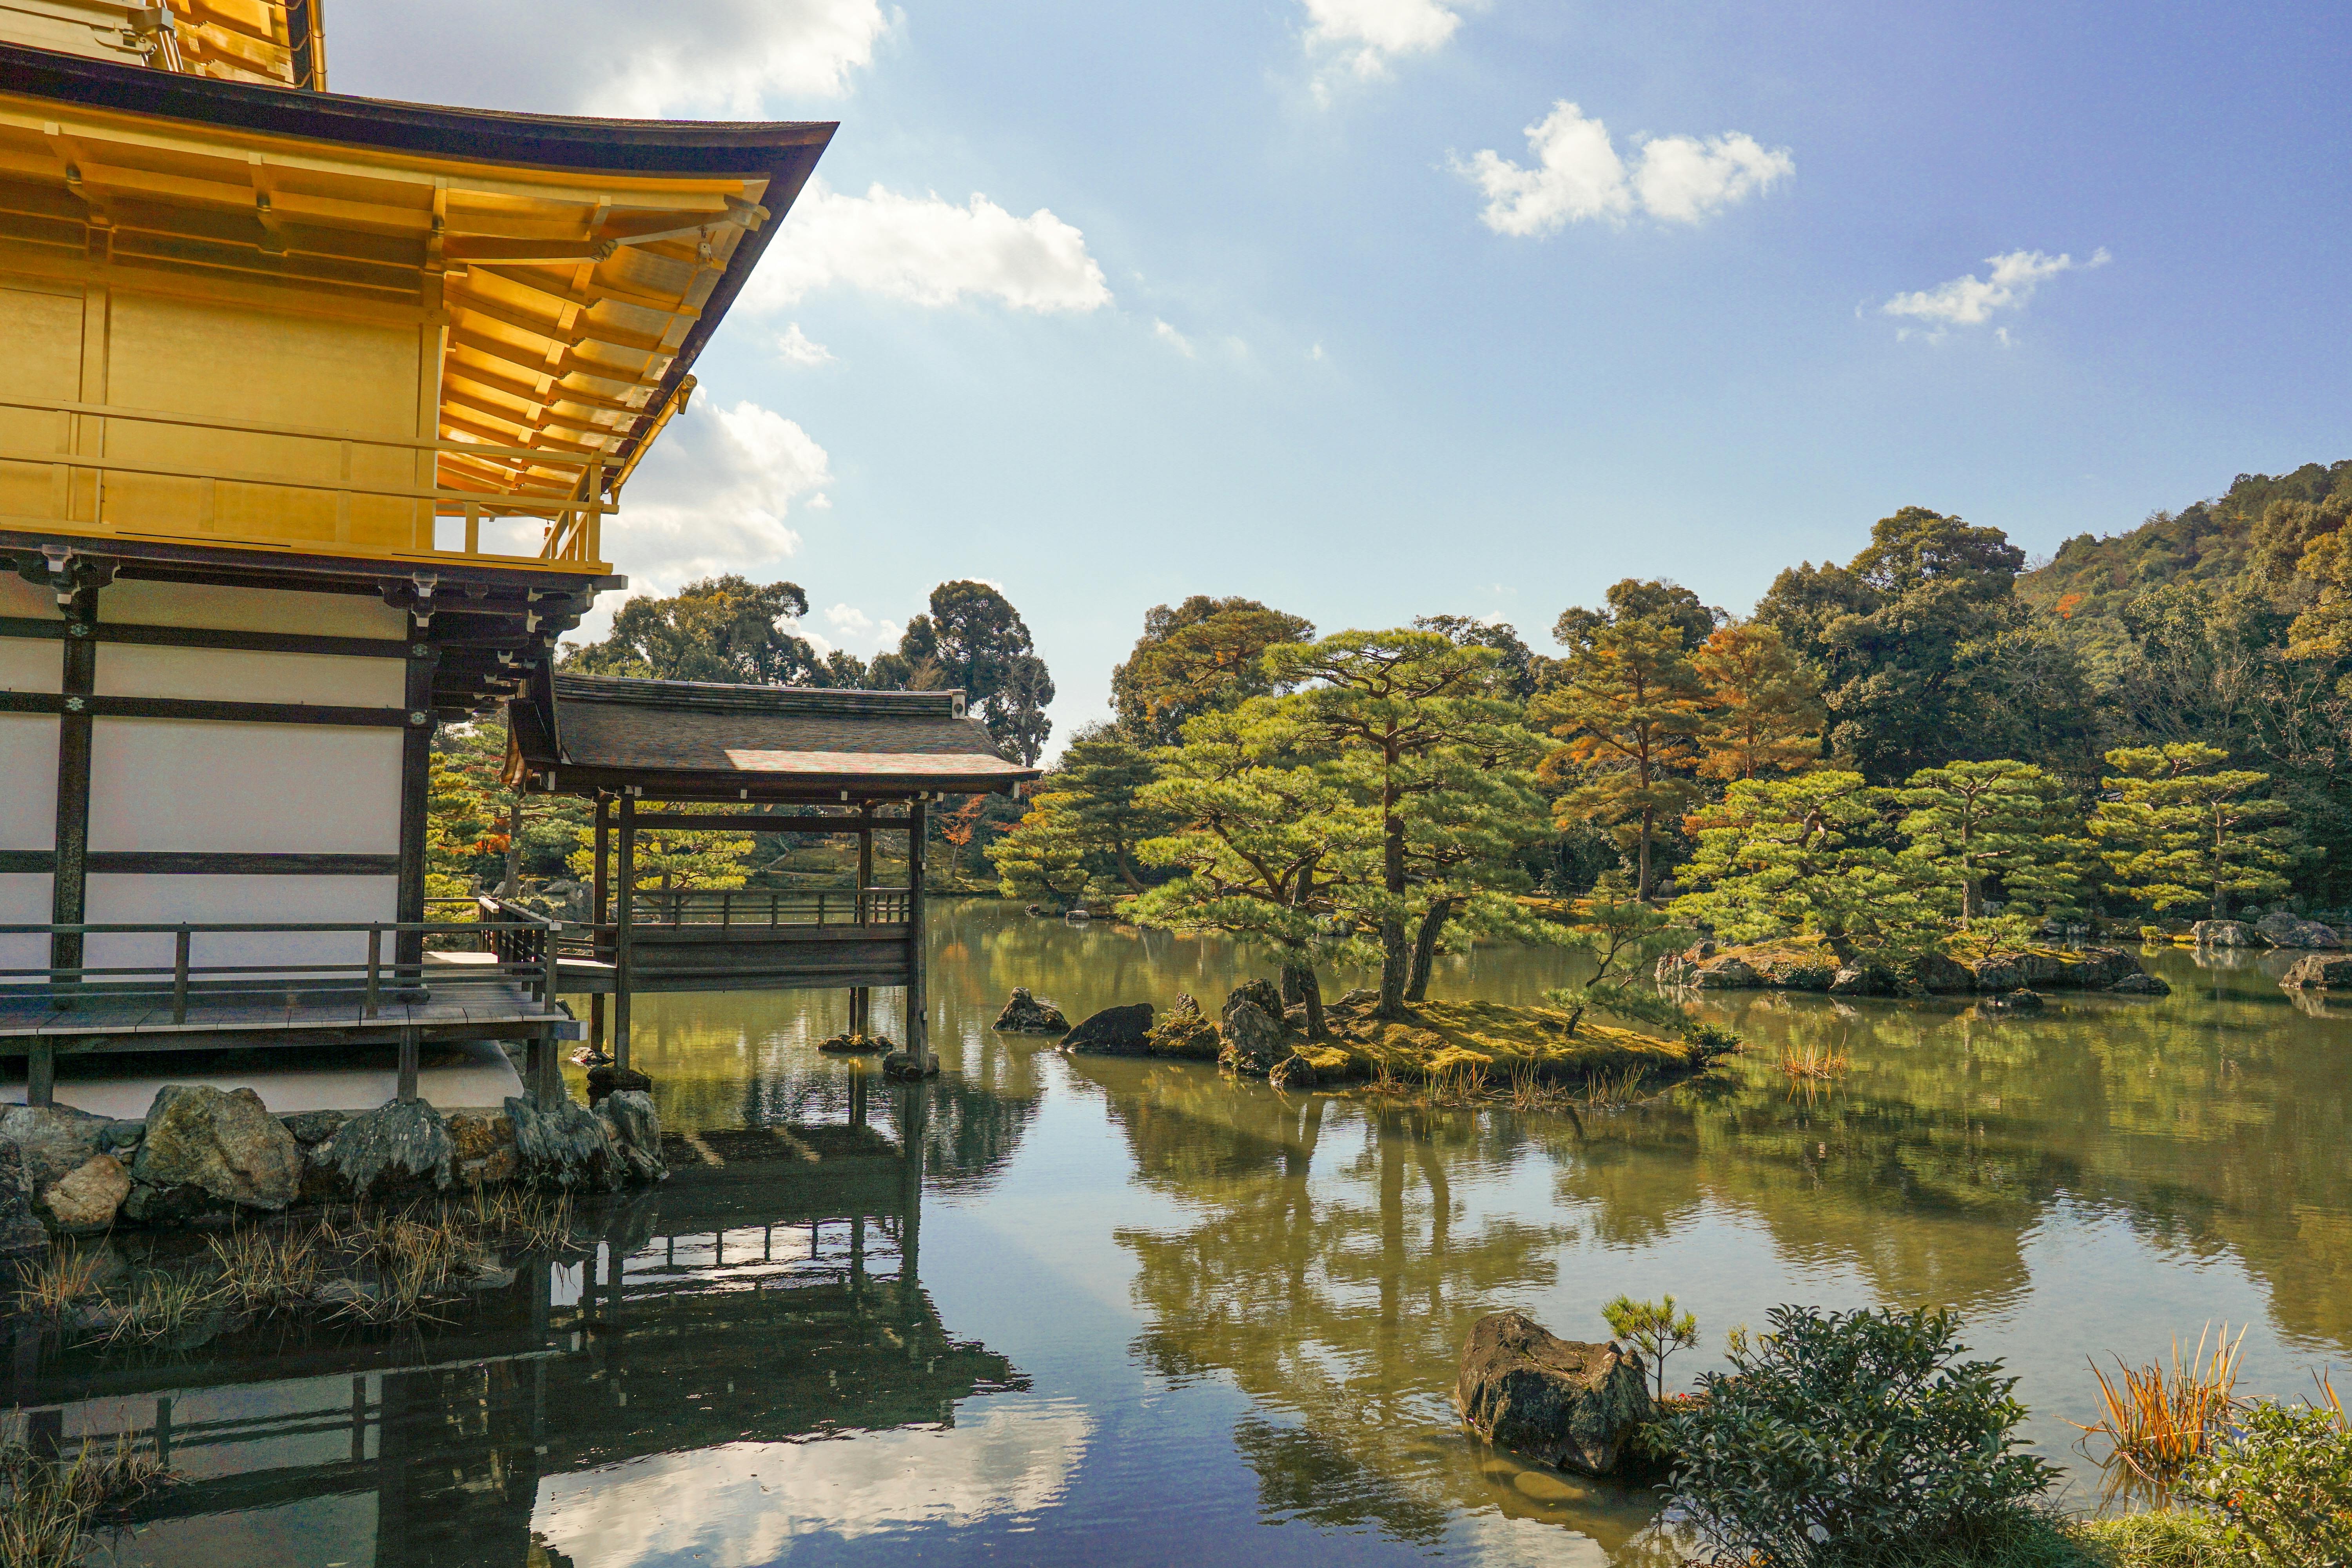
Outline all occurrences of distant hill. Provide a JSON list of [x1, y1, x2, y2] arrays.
[[2018, 460, 2352, 665]]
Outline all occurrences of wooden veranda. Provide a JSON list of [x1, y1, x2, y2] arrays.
[[505, 672, 1037, 1073]]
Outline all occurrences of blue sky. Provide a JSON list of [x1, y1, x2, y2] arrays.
[[338, 1, 2352, 747]]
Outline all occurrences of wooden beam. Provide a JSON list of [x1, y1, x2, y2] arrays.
[[0, 616, 410, 661], [614, 794, 635, 1075], [626, 814, 877, 832], [0, 692, 410, 727], [50, 597, 95, 989]]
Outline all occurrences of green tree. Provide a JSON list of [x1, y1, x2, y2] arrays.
[[561, 575, 827, 685], [424, 755, 494, 906], [1533, 617, 1708, 901], [1693, 621, 1825, 780], [1673, 771, 1937, 954], [2090, 743, 2311, 919], [1130, 705, 1371, 1035], [987, 804, 1098, 909], [1603, 1293, 1700, 1401], [871, 581, 1056, 764], [1553, 578, 1723, 655], [1415, 614, 1538, 700], [1544, 871, 1688, 1037], [1110, 595, 1315, 745], [567, 815, 754, 900], [1265, 629, 1556, 1016], [1896, 760, 2086, 929]]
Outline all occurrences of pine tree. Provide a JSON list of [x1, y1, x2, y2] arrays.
[[1896, 760, 2086, 928], [1266, 630, 1556, 1016], [1532, 617, 1708, 901], [2090, 743, 2311, 919], [1673, 771, 1937, 953], [987, 804, 1099, 908], [1692, 621, 1825, 780]]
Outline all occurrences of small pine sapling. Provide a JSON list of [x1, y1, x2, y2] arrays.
[[1603, 1292, 1700, 1400]]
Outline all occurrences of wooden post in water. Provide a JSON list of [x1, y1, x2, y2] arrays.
[[615, 795, 636, 1073], [906, 796, 928, 1072], [589, 793, 611, 1060], [852, 801, 873, 1037]]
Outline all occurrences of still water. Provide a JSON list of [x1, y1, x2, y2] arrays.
[[22, 901, 2352, 1566]]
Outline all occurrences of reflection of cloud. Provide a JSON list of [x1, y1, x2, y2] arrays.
[[532, 1401, 1092, 1566]]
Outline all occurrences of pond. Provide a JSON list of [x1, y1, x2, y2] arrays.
[[19, 899, 2352, 1566]]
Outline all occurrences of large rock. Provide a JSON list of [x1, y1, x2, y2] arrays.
[[1455, 1311, 1655, 1475], [2256, 911, 2342, 950], [2109, 972, 2172, 996], [41, 1154, 129, 1232], [0, 1143, 45, 1256], [2192, 919, 2268, 948], [1220, 982, 1292, 1074], [0, 1105, 107, 1192], [505, 1093, 622, 1192], [1145, 995, 1223, 1061], [880, 1050, 938, 1080], [1687, 957, 1761, 990], [596, 1090, 667, 1185], [127, 1086, 301, 1219], [993, 988, 1071, 1034], [1749, 951, 1836, 990], [1975, 988, 2044, 1015], [448, 1110, 519, 1189], [310, 1098, 455, 1201], [2281, 953, 2352, 990], [1063, 1003, 1155, 1056], [1829, 962, 1895, 996]]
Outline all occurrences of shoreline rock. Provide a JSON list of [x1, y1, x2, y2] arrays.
[[1456, 1310, 1654, 1475], [994, 988, 1071, 1034], [1659, 937, 2160, 997], [1063, 1003, 1155, 1056]]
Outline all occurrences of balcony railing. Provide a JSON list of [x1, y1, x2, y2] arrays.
[[0, 396, 615, 571]]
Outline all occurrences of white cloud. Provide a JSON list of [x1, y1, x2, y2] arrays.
[[1882, 248, 2110, 336], [774, 323, 836, 366], [1303, 0, 1465, 81], [1153, 319, 1196, 356], [1310, 342, 1326, 361], [330, 0, 886, 118], [825, 603, 905, 652], [602, 398, 831, 591], [749, 179, 1112, 314], [1459, 101, 1793, 235]]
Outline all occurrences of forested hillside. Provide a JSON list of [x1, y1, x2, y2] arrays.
[[2020, 460, 2352, 666]]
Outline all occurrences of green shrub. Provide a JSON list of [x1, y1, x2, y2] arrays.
[[2072, 1510, 2240, 1568], [2181, 1401, 2352, 1565], [1661, 1304, 2059, 1566]]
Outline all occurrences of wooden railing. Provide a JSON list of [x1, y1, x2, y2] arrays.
[[0, 396, 616, 570], [0, 918, 567, 1018], [619, 887, 913, 928]]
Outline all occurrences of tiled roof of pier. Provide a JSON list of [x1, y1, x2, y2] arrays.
[[508, 673, 1037, 798]]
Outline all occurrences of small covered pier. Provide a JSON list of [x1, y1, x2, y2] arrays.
[[504, 672, 1036, 1074]]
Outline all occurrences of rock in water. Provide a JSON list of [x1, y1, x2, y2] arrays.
[[1976, 989, 2045, 1015], [505, 1093, 622, 1191], [0, 1143, 45, 1256], [585, 1063, 653, 1103], [596, 1090, 667, 1184], [1063, 1004, 1155, 1056], [310, 1099, 456, 1201], [2255, 911, 2342, 949], [0, 1105, 107, 1192], [1220, 984, 1291, 1074], [2281, 953, 2352, 990], [127, 1086, 301, 1219], [42, 1154, 130, 1232], [1147, 995, 1222, 1060], [2191, 919, 2267, 948], [994, 988, 1071, 1034], [1688, 958, 1762, 990], [1455, 1311, 1655, 1475], [881, 1050, 938, 1080], [2109, 972, 2172, 996]]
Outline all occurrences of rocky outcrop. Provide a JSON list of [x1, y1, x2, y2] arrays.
[[585, 1063, 653, 1102], [2281, 953, 2352, 990], [993, 988, 1070, 1034], [0, 1105, 131, 1232], [310, 1099, 455, 1201], [447, 1110, 519, 1189], [1063, 1004, 1155, 1056], [0, 1143, 45, 1256], [2109, 972, 2172, 996], [42, 1154, 130, 1232], [596, 1090, 666, 1184], [818, 1032, 893, 1054], [1145, 995, 1222, 1060], [2192, 919, 2266, 948], [1689, 958, 1761, 990], [1455, 1311, 1655, 1475], [1829, 962, 1897, 996], [505, 1093, 622, 1192], [881, 1050, 938, 1080], [1220, 982, 1292, 1074], [126, 1086, 302, 1220], [2256, 911, 2341, 949]]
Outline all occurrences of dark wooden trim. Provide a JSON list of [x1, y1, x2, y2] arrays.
[[0, 692, 410, 726], [592, 794, 610, 928], [531, 767, 1028, 800], [0, 617, 411, 660], [50, 595, 94, 978], [394, 632, 436, 975], [615, 794, 635, 1071], [0, 851, 398, 875], [907, 796, 927, 1069], [627, 813, 884, 833]]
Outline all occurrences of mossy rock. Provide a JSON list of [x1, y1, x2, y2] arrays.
[[1320, 1000, 1705, 1089]]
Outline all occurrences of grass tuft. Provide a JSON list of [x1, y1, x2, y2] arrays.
[[2074, 1324, 2245, 1500], [12, 1250, 105, 1321]]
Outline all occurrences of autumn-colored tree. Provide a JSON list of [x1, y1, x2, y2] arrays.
[[1692, 622, 1825, 780], [2090, 743, 2311, 919], [1533, 618, 1708, 901]]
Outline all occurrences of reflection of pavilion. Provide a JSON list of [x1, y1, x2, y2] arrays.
[[10, 1093, 1032, 1568]]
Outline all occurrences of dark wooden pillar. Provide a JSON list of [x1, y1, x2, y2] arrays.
[[588, 793, 612, 1061], [49, 585, 97, 996], [614, 794, 635, 1072], [852, 802, 873, 1037], [395, 624, 439, 986], [906, 797, 927, 1071]]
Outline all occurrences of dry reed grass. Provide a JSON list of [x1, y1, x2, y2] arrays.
[[0, 1432, 172, 1566], [2074, 1322, 2246, 1499], [205, 1227, 322, 1314], [1580, 1063, 1650, 1109], [100, 1271, 227, 1350], [1778, 1044, 1851, 1080], [12, 1249, 105, 1321]]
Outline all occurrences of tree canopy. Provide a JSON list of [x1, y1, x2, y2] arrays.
[[1110, 595, 1315, 745]]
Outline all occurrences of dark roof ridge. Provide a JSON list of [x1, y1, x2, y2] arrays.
[[554, 672, 969, 718]]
